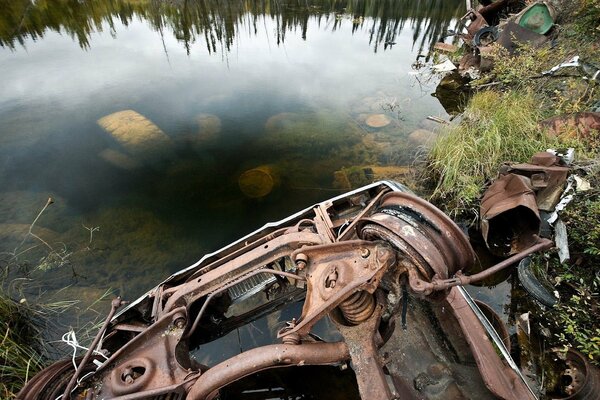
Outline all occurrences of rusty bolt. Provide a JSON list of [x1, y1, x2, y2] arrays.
[[122, 368, 134, 384], [325, 267, 338, 289], [174, 317, 186, 329], [295, 253, 308, 270], [360, 248, 370, 258]]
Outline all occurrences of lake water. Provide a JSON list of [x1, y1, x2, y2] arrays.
[[1, 0, 466, 307]]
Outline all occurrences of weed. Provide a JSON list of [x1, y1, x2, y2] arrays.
[[0, 291, 46, 398], [426, 89, 557, 217], [573, 0, 600, 39]]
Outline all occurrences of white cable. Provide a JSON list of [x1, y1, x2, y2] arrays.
[[55, 330, 109, 400]]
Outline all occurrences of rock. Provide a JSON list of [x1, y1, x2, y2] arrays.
[[196, 113, 222, 142], [0, 223, 60, 250], [438, 72, 468, 90], [408, 129, 437, 146], [264, 112, 299, 132], [238, 165, 279, 198], [98, 149, 141, 170], [97, 110, 173, 159], [368, 165, 411, 181], [333, 165, 410, 190], [365, 114, 391, 128]]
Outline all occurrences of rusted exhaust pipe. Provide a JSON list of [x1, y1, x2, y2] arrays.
[[186, 342, 350, 400]]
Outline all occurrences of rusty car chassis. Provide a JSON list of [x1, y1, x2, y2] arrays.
[[20, 181, 554, 400]]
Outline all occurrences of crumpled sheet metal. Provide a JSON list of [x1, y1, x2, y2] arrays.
[[497, 20, 548, 55], [504, 152, 570, 212], [480, 173, 541, 257], [481, 151, 570, 256]]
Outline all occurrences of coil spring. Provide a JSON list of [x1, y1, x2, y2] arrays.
[[339, 291, 375, 325], [281, 332, 301, 345]]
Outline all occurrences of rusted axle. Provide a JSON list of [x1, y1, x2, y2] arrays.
[[186, 342, 350, 399], [408, 238, 554, 295]]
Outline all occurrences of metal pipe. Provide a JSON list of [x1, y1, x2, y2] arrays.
[[459, 237, 553, 285], [186, 342, 350, 400], [409, 238, 553, 294], [62, 297, 124, 399]]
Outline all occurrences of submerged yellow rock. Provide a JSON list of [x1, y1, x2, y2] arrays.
[[264, 112, 299, 132], [238, 165, 279, 198], [365, 114, 391, 128], [333, 165, 411, 190], [97, 110, 173, 158]]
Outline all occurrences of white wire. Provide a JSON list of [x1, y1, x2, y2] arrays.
[[55, 330, 109, 400]]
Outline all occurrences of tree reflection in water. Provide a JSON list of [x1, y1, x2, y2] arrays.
[[0, 0, 464, 55]]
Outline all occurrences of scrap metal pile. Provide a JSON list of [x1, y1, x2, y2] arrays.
[[20, 182, 556, 400]]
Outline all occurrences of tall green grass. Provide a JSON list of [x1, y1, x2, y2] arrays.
[[0, 292, 46, 398], [427, 90, 556, 216]]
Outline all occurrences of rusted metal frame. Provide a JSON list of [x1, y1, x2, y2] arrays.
[[478, 0, 513, 21], [313, 202, 337, 242], [185, 268, 306, 339], [161, 231, 325, 314], [91, 306, 192, 399], [336, 188, 388, 241], [111, 323, 147, 333], [407, 238, 553, 295], [94, 307, 187, 375], [109, 375, 200, 400], [335, 297, 394, 400], [457, 286, 536, 398], [62, 297, 125, 400], [185, 342, 351, 400], [446, 287, 536, 400], [184, 226, 292, 283], [150, 284, 164, 320], [284, 241, 396, 337]]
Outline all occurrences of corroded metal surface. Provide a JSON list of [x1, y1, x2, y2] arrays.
[[19, 181, 548, 400], [480, 173, 540, 256], [186, 342, 350, 400]]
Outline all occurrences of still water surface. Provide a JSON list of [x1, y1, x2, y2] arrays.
[[0, 0, 466, 331]]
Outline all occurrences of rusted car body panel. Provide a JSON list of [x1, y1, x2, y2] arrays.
[[19, 181, 546, 400]]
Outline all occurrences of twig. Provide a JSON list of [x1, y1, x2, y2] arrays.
[[82, 225, 100, 249], [12, 197, 54, 256]]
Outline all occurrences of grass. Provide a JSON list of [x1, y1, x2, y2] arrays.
[[426, 89, 557, 216], [0, 291, 46, 398]]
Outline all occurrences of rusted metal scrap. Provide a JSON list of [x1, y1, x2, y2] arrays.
[[480, 152, 569, 256], [20, 181, 551, 400]]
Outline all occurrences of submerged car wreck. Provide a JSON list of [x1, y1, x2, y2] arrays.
[[20, 181, 555, 400]]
